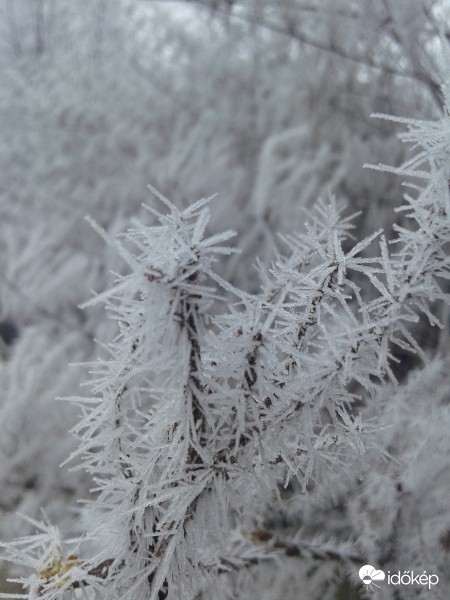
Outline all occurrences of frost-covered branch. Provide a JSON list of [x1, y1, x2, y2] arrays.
[[1, 40, 450, 600]]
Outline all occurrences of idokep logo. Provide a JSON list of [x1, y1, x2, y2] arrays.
[[359, 564, 440, 592], [359, 565, 385, 590]]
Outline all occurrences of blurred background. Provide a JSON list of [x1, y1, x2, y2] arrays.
[[0, 0, 447, 595]]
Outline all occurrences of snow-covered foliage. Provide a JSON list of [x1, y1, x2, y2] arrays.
[[0, 2, 449, 599]]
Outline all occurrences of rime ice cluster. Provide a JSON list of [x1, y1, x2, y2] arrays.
[[2, 73, 449, 599]]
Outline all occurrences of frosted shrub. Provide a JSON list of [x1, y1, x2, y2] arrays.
[[2, 60, 450, 600]]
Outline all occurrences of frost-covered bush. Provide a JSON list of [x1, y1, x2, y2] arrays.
[[0, 2, 449, 600], [2, 49, 449, 599], [0, 0, 418, 548]]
